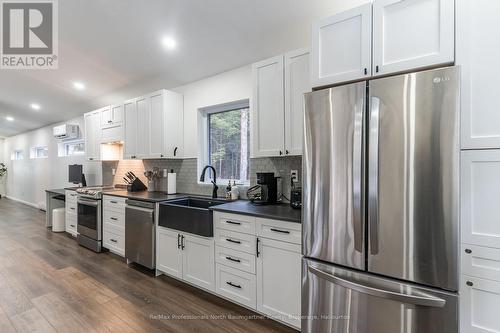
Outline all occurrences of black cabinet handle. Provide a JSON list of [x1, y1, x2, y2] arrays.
[[89, 158, 93, 161], [225, 256, 241, 263], [110, 217, 118, 221], [285, 150, 289, 155], [465, 248, 472, 254], [376, 65, 380, 73], [70, 207, 75, 210], [177, 234, 181, 249], [466, 281, 473, 287], [256, 237, 260, 257], [226, 220, 241, 226], [364, 68, 368, 75], [110, 239, 117, 243], [225, 238, 241, 244], [70, 224, 75, 228], [279, 150, 283, 155], [160, 154, 164, 158], [270, 228, 290, 234], [226, 281, 241, 289], [174, 147, 178, 157], [110, 201, 118, 204], [181, 235, 185, 250]]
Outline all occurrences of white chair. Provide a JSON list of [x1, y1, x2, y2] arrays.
[[52, 208, 66, 232]]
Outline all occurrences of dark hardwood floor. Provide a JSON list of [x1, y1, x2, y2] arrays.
[[0, 198, 297, 333]]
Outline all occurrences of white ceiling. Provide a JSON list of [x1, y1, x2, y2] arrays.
[[0, 0, 362, 137]]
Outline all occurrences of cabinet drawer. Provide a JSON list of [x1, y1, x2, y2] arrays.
[[462, 244, 500, 282], [215, 246, 256, 274], [103, 230, 124, 256], [256, 218, 301, 244], [461, 275, 500, 333], [215, 229, 256, 255], [65, 213, 77, 234], [215, 263, 256, 309], [65, 191, 77, 202], [103, 221, 124, 236], [103, 210, 125, 227], [103, 196, 126, 213], [214, 212, 255, 235], [66, 202, 77, 214]]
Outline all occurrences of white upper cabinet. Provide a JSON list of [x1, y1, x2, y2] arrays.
[[461, 150, 500, 249], [311, 3, 372, 87], [123, 98, 138, 159], [458, 0, 500, 149], [123, 89, 184, 160], [252, 50, 310, 158], [84, 110, 101, 161], [284, 49, 310, 156], [252, 55, 285, 157], [101, 104, 123, 129], [372, 0, 454, 76]]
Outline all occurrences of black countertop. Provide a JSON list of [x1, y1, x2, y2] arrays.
[[103, 190, 189, 203], [210, 200, 301, 223]]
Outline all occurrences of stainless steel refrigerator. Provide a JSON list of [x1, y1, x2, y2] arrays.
[[302, 66, 459, 333]]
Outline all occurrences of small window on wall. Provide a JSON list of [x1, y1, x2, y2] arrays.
[[58, 141, 85, 157], [199, 100, 250, 184], [11, 150, 24, 160], [30, 146, 48, 159]]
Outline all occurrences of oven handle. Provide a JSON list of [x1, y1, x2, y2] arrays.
[[77, 198, 100, 207]]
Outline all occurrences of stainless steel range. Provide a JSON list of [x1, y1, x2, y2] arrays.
[[76, 186, 113, 252]]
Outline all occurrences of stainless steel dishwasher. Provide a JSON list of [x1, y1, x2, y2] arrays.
[[125, 199, 155, 269]]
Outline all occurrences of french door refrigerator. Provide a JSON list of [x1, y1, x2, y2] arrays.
[[302, 66, 459, 333]]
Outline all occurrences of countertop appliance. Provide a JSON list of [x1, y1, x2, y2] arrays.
[[125, 199, 156, 269], [302, 67, 459, 333], [248, 172, 278, 205], [290, 187, 301, 209], [76, 186, 113, 252]]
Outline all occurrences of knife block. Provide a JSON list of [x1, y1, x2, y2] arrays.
[[127, 178, 147, 192]]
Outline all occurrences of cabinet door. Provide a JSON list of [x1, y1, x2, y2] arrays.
[[136, 96, 150, 159], [100, 106, 112, 128], [311, 3, 372, 87], [163, 91, 184, 158], [124, 99, 138, 159], [372, 0, 454, 75], [284, 49, 310, 156], [111, 103, 123, 124], [149, 91, 165, 158], [252, 55, 285, 157], [461, 150, 500, 248], [461, 275, 500, 333], [85, 112, 100, 161], [257, 237, 301, 329], [157, 228, 183, 279], [458, 0, 500, 149], [182, 234, 215, 291]]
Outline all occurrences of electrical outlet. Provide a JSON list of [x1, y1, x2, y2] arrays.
[[291, 170, 299, 183]]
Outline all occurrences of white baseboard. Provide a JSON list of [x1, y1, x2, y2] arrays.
[[5, 196, 39, 209]]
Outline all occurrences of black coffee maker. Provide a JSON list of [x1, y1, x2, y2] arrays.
[[247, 172, 278, 205]]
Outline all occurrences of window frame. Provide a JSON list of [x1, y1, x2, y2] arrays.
[[30, 146, 49, 159], [11, 149, 24, 160], [58, 140, 85, 157], [198, 99, 250, 186]]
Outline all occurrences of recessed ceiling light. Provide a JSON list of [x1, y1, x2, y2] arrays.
[[30, 103, 41, 110], [6, 116, 14, 121], [161, 36, 177, 50], [73, 81, 86, 90]]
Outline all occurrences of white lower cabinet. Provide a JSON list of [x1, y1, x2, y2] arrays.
[[461, 275, 500, 333], [65, 190, 78, 236], [216, 263, 256, 309], [182, 234, 215, 291], [256, 237, 301, 329], [156, 227, 215, 292]]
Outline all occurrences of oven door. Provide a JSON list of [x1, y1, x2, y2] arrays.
[[77, 197, 101, 240]]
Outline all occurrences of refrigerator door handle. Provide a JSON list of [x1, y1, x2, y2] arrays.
[[308, 266, 446, 308], [352, 99, 364, 253], [369, 96, 380, 255]]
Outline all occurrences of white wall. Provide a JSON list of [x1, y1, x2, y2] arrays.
[[3, 116, 102, 208], [173, 65, 252, 158]]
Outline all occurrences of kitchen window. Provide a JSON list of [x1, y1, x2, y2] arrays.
[[11, 150, 24, 160], [58, 141, 85, 157], [199, 100, 250, 184], [30, 146, 48, 159]]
